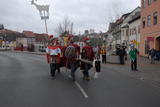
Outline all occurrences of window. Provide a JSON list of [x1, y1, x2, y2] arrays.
[[148, 0, 152, 5], [132, 29, 134, 35], [135, 27, 137, 35], [138, 25, 140, 33], [142, 18, 146, 28], [143, 0, 146, 8], [153, 12, 158, 25], [126, 29, 129, 36], [122, 30, 124, 36], [147, 15, 151, 26]]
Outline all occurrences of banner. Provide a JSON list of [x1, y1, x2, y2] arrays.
[[63, 37, 69, 46], [131, 40, 139, 46]]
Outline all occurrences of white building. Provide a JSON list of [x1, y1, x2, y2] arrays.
[[128, 12, 141, 51], [121, 7, 141, 47]]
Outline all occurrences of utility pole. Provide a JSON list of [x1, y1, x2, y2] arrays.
[[43, 11, 48, 34], [70, 22, 73, 35]]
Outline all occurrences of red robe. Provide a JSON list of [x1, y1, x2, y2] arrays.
[[82, 45, 94, 61]]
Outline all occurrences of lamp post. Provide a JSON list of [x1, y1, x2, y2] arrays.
[[31, 0, 50, 34], [41, 11, 49, 34], [31, 0, 50, 47]]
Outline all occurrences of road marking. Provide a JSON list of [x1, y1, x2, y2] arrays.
[[74, 81, 89, 98]]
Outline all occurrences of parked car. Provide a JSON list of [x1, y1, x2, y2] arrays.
[[39, 45, 46, 52]]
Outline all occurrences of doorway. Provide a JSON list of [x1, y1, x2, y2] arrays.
[[156, 36, 160, 51]]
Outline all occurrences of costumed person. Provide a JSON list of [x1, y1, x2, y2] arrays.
[[54, 38, 62, 72], [64, 35, 80, 81], [81, 37, 94, 81], [129, 44, 138, 71], [46, 37, 62, 78]]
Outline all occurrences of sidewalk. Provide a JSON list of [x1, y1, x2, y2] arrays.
[[104, 56, 160, 89]]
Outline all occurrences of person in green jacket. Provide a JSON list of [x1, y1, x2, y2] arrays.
[[129, 45, 138, 71]]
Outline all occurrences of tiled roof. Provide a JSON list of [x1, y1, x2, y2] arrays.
[[23, 31, 35, 38], [34, 33, 48, 42]]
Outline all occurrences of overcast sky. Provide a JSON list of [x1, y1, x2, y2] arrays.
[[0, 0, 140, 36]]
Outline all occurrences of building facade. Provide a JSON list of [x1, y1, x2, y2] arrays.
[[0, 29, 21, 48], [129, 17, 141, 51], [112, 18, 123, 45], [128, 8, 141, 51], [140, 0, 160, 56], [121, 7, 141, 49]]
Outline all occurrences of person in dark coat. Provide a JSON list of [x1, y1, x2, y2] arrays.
[[118, 46, 125, 64], [149, 48, 156, 64], [122, 44, 127, 60]]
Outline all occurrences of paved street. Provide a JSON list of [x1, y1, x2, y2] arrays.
[[0, 52, 160, 107]]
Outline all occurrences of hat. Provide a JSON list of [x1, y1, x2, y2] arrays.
[[49, 35, 54, 39], [130, 44, 135, 49], [67, 34, 73, 41], [49, 37, 58, 43], [82, 37, 90, 43], [67, 34, 74, 43]]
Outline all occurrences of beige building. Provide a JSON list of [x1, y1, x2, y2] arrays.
[[140, 0, 160, 56]]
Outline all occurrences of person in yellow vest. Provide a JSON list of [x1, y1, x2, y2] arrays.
[[102, 47, 107, 64]]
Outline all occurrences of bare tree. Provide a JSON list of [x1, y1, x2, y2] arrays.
[[107, 2, 123, 23], [56, 23, 64, 36], [56, 17, 74, 36]]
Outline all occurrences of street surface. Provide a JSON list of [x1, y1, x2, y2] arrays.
[[0, 51, 160, 107]]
